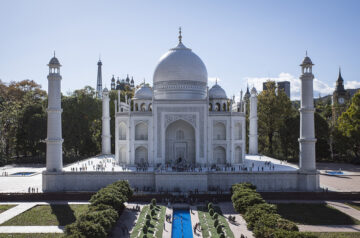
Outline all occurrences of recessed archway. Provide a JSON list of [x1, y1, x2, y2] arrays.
[[135, 146, 148, 165], [165, 119, 195, 165], [214, 146, 226, 164]]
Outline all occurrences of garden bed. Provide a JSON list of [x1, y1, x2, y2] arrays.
[[197, 205, 234, 238], [130, 203, 166, 238]]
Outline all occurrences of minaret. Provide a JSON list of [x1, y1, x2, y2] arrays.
[[46, 52, 63, 172], [96, 59, 103, 99], [102, 87, 111, 154], [299, 53, 316, 171], [249, 87, 258, 155]]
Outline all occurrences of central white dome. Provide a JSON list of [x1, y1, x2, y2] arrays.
[[153, 40, 208, 100]]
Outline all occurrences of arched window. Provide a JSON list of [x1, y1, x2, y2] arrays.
[[209, 103, 212, 111], [135, 103, 139, 111], [135, 146, 148, 165], [213, 122, 226, 140], [235, 146, 242, 164], [223, 103, 227, 111], [135, 122, 148, 140], [118, 122, 127, 140], [148, 103, 152, 111], [176, 130, 184, 140], [215, 103, 221, 111], [140, 103, 146, 111], [214, 146, 226, 164], [234, 122, 242, 140]]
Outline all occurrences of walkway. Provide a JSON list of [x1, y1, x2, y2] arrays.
[[0, 226, 64, 233], [109, 203, 144, 238], [327, 201, 360, 221], [218, 202, 254, 238], [190, 206, 202, 238], [298, 225, 360, 232], [163, 206, 173, 238], [0, 203, 36, 225]]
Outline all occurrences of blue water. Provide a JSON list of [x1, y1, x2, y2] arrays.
[[11, 172, 35, 176], [172, 209, 193, 238], [326, 171, 344, 175]]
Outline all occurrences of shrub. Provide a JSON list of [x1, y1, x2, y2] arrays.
[[65, 180, 132, 237], [150, 204, 154, 210], [219, 233, 225, 238], [143, 225, 148, 234], [90, 192, 126, 213], [146, 219, 151, 226], [272, 230, 317, 238], [214, 219, 219, 227], [151, 198, 156, 206], [146, 214, 151, 220], [208, 202, 213, 210], [209, 208, 214, 216], [216, 225, 222, 234], [151, 209, 156, 217], [143, 235, 147, 238], [233, 192, 265, 214], [213, 212, 218, 220], [232, 183, 256, 193], [244, 203, 277, 230], [75, 220, 107, 238], [79, 209, 118, 233]]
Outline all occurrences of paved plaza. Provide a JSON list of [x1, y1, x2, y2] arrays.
[[0, 154, 299, 193]]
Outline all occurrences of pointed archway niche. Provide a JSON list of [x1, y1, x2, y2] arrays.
[[165, 119, 195, 165]]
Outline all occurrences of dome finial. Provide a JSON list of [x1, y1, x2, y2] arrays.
[[54, 50, 56, 57], [215, 78, 217, 85], [306, 50, 308, 57], [178, 27, 182, 43]]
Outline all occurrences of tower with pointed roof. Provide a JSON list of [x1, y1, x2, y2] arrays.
[[332, 68, 350, 123], [298, 53, 319, 191], [96, 59, 103, 99], [44, 52, 64, 191]]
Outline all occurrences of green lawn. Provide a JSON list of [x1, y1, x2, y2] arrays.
[[276, 203, 360, 225], [0, 205, 15, 214], [197, 206, 234, 238], [346, 202, 360, 211], [130, 205, 166, 238], [306, 232, 360, 238], [0, 234, 63, 238], [1, 204, 88, 226]]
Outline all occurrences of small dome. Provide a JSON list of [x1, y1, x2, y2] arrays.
[[251, 87, 257, 94], [209, 83, 227, 99], [301, 56, 314, 66], [103, 87, 108, 93], [49, 56, 60, 66], [134, 84, 153, 100]]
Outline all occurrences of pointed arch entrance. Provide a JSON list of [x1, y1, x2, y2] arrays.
[[165, 119, 196, 165]]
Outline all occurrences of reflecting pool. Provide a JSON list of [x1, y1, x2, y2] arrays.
[[172, 209, 193, 238]]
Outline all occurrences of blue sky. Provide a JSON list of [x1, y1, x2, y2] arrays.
[[0, 0, 359, 100]]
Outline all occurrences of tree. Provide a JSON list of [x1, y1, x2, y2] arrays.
[[257, 81, 293, 156], [337, 91, 360, 161], [62, 86, 102, 157]]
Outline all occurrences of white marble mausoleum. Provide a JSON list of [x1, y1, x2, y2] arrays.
[[42, 30, 319, 193]]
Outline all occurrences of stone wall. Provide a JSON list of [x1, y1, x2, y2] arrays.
[[43, 170, 319, 192]]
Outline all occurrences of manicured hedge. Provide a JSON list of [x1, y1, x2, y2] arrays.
[[65, 180, 133, 238], [231, 183, 316, 238]]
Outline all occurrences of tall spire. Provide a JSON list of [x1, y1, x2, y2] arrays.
[[178, 27, 182, 43], [96, 58, 103, 99]]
